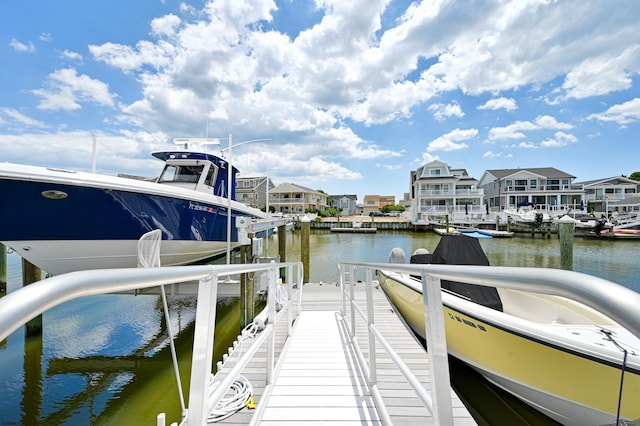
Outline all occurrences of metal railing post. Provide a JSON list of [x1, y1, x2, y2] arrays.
[[422, 271, 454, 425], [338, 263, 346, 317], [365, 267, 377, 385], [286, 264, 293, 338], [349, 264, 356, 338], [266, 265, 277, 385], [186, 271, 219, 426]]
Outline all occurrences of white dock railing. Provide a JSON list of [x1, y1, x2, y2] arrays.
[[0, 261, 304, 426], [338, 261, 640, 426]]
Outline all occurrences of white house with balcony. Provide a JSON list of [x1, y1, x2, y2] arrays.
[[410, 160, 484, 223], [268, 182, 329, 214], [478, 167, 583, 216], [575, 176, 640, 214]]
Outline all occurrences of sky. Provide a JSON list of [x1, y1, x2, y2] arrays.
[[1, 0, 639, 203]]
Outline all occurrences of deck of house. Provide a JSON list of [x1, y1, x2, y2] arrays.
[[212, 281, 476, 425]]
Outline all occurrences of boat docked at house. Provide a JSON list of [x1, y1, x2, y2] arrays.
[[0, 138, 266, 275], [600, 220, 640, 239], [501, 204, 551, 226], [377, 235, 640, 425]]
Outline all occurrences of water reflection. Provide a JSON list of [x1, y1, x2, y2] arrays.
[[1, 231, 638, 425], [0, 251, 241, 426]]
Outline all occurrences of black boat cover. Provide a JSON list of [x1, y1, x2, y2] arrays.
[[412, 235, 503, 312]]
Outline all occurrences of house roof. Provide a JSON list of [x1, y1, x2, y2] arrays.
[[484, 167, 575, 180], [574, 176, 640, 186], [270, 182, 321, 194]]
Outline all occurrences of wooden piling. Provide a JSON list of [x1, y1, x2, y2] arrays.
[[22, 259, 43, 336], [239, 244, 248, 328], [278, 224, 287, 280], [301, 215, 310, 283], [246, 233, 255, 323], [557, 216, 575, 270]]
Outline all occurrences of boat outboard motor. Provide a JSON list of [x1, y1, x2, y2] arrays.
[[594, 218, 606, 237], [388, 247, 406, 264], [410, 248, 432, 265], [430, 235, 503, 312], [534, 212, 543, 229]]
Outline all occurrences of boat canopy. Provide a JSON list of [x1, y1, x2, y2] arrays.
[[412, 235, 503, 312]]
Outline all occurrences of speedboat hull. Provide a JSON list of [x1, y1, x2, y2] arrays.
[[0, 162, 263, 275], [377, 270, 640, 425]]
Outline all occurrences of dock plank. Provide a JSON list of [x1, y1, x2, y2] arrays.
[[213, 281, 476, 425]]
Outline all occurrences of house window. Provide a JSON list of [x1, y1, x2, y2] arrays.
[[530, 179, 537, 189], [430, 168, 441, 176]]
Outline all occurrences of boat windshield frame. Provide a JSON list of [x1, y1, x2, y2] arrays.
[[157, 159, 218, 193]]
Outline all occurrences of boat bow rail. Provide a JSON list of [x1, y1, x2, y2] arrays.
[[0, 261, 304, 426]]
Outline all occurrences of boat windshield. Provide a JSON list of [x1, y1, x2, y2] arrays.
[[158, 165, 204, 183]]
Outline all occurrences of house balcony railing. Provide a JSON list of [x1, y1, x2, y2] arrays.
[[269, 198, 307, 204], [501, 185, 582, 193], [418, 189, 484, 197], [583, 194, 632, 202]]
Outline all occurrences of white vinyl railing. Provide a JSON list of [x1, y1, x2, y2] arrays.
[[338, 261, 640, 426], [0, 261, 303, 426]]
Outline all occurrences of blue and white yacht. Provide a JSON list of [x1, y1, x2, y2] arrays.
[[0, 138, 265, 275]]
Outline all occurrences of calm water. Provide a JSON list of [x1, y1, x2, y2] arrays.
[[0, 231, 638, 425]]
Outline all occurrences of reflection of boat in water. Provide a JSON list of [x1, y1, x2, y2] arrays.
[[377, 235, 640, 425], [0, 138, 265, 275]]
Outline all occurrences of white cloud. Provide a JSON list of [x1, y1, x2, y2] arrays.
[[560, 46, 640, 100], [488, 120, 536, 140], [534, 115, 573, 130], [427, 128, 477, 152], [518, 141, 537, 149], [587, 98, 640, 125], [540, 131, 578, 147], [62, 50, 83, 61], [376, 163, 403, 171], [0, 108, 46, 129], [9, 38, 35, 52], [477, 97, 517, 112], [32, 68, 116, 111], [428, 101, 464, 121], [150, 14, 182, 37], [482, 151, 500, 158], [488, 115, 572, 141]]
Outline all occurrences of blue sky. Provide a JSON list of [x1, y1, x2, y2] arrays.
[[1, 0, 639, 203]]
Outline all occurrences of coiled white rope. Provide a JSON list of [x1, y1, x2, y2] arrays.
[[207, 375, 254, 423]]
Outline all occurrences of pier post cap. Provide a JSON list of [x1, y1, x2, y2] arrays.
[[557, 215, 575, 224]]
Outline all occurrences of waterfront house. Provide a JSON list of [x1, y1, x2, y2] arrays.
[[269, 182, 329, 214], [574, 176, 640, 214], [478, 167, 583, 216], [410, 160, 483, 223], [363, 195, 395, 215], [329, 194, 358, 216], [236, 176, 275, 209]]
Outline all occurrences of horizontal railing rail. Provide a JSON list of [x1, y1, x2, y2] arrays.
[[0, 261, 304, 426], [338, 261, 640, 426]]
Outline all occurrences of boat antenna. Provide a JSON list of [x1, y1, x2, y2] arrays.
[[91, 133, 97, 173]]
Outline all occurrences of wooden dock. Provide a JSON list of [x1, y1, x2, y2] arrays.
[[213, 281, 476, 425]]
